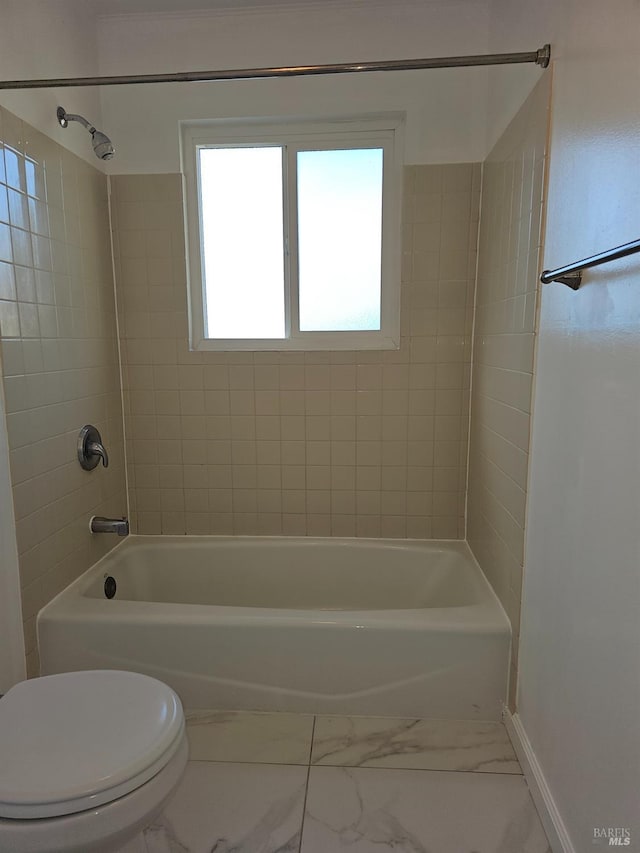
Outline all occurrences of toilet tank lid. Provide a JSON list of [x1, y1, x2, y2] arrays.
[[0, 670, 185, 819]]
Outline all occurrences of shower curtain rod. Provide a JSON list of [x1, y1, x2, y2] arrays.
[[0, 45, 550, 90]]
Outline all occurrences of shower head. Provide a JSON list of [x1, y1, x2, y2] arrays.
[[90, 130, 115, 161], [56, 106, 115, 161]]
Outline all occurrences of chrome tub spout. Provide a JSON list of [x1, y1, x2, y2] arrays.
[[90, 516, 129, 536]]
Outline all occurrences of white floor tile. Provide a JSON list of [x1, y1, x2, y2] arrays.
[[140, 761, 308, 853], [301, 766, 551, 853], [311, 716, 521, 773], [186, 710, 314, 764]]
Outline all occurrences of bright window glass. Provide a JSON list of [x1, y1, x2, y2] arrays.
[[297, 148, 383, 332], [199, 146, 285, 338]]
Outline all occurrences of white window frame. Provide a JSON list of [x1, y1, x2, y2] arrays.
[[180, 115, 404, 351]]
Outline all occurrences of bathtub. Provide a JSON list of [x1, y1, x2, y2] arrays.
[[37, 536, 511, 720]]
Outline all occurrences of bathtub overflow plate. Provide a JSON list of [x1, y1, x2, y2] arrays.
[[104, 576, 117, 599]]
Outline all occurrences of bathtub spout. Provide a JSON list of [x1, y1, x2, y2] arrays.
[[90, 516, 129, 536]]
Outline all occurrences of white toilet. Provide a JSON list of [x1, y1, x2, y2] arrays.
[[0, 670, 188, 853]]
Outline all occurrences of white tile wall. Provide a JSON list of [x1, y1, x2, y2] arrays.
[[0, 107, 127, 676], [467, 77, 550, 707], [111, 164, 480, 539]]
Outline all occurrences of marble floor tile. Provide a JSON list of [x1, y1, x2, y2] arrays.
[[133, 761, 308, 853], [185, 710, 314, 764], [301, 766, 551, 853], [311, 716, 521, 773]]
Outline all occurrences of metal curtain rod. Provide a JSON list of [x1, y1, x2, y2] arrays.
[[0, 45, 550, 90], [541, 238, 640, 290]]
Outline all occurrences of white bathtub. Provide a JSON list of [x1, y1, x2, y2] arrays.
[[37, 536, 511, 720]]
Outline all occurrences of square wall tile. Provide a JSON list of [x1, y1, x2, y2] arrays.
[[467, 76, 550, 709], [113, 164, 480, 539], [0, 106, 127, 659]]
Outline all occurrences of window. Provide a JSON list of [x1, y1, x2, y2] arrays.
[[181, 116, 403, 351]]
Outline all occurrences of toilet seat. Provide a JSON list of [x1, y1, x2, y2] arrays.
[[0, 670, 185, 820]]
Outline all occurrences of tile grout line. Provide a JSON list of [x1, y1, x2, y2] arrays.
[[185, 713, 522, 776], [297, 714, 317, 853], [309, 763, 523, 777], [187, 757, 522, 776], [307, 714, 317, 767]]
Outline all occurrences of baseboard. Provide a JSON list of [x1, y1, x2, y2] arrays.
[[503, 709, 576, 853]]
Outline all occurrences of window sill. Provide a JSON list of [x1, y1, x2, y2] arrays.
[[192, 332, 400, 352]]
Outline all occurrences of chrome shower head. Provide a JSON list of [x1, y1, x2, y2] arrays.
[[56, 106, 115, 161], [90, 129, 115, 161]]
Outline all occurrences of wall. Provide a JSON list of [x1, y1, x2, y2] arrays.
[[97, 0, 492, 173], [0, 106, 127, 677], [111, 164, 479, 538], [0, 0, 104, 167], [0, 0, 111, 686], [0, 360, 25, 692], [490, 0, 640, 850], [467, 75, 549, 709]]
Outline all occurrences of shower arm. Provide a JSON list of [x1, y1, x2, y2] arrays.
[[57, 108, 95, 133], [65, 114, 94, 131]]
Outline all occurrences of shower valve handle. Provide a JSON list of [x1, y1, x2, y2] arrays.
[[78, 425, 110, 470]]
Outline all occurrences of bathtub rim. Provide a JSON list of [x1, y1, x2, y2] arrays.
[[37, 535, 511, 635]]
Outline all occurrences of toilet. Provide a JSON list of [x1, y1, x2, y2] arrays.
[[0, 670, 188, 853]]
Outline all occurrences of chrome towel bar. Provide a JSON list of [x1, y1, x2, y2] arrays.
[[541, 238, 640, 289]]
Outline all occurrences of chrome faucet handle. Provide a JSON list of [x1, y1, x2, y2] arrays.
[[78, 425, 110, 470], [86, 440, 109, 468]]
